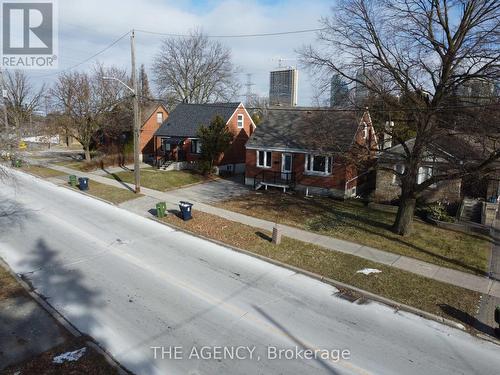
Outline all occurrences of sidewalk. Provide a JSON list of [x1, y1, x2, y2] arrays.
[[476, 214, 500, 335], [46, 163, 500, 298]]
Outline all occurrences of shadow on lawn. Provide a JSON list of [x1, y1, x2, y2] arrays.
[[236, 192, 489, 276], [102, 170, 135, 193]]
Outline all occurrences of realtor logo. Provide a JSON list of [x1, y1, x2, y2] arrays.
[[1, 0, 58, 68]]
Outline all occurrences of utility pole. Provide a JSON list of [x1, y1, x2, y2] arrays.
[[131, 29, 141, 193]]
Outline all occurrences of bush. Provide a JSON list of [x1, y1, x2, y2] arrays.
[[417, 202, 456, 223], [80, 153, 134, 171]]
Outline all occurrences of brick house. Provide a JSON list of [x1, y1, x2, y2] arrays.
[[153, 102, 255, 173], [373, 139, 463, 203], [245, 109, 378, 197], [140, 103, 169, 162]]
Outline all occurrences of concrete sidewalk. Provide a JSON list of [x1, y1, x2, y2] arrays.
[[46, 163, 500, 298]]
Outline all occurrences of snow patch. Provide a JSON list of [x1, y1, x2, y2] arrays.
[[357, 268, 382, 275], [52, 347, 87, 364]]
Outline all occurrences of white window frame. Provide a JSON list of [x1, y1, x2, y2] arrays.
[[305, 154, 333, 176], [190, 139, 202, 154], [417, 166, 435, 187], [237, 114, 244, 129], [256, 150, 272, 168], [392, 164, 405, 184], [156, 112, 163, 124]]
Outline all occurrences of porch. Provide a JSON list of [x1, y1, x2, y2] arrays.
[[253, 170, 296, 192]]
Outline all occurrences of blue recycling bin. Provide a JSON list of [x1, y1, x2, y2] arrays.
[[78, 177, 89, 191], [179, 201, 193, 221]]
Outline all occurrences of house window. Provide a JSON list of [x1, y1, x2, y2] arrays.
[[417, 166, 434, 185], [392, 164, 405, 184], [156, 112, 163, 124], [190, 139, 202, 154], [257, 150, 272, 168], [237, 114, 244, 129], [305, 154, 333, 175]]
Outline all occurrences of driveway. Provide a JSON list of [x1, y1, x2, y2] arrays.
[[167, 175, 251, 204], [1, 171, 500, 375]]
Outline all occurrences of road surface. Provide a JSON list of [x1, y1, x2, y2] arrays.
[[0, 171, 499, 375]]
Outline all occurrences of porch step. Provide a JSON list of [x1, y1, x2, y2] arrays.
[[159, 160, 174, 170], [459, 198, 482, 223]]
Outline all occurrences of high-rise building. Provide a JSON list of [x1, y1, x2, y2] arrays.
[[330, 74, 349, 107], [269, 68, 298, 107]]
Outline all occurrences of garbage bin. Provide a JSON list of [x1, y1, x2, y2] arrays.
[[78, 177, 89, 191], [11, 159, 22, 168], [156, 202, 167, 218], [69, 175, 78, 187], [179, 201, 193, 221], [495, 305, 500, 325]]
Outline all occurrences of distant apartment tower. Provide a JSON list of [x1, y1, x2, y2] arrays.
[[269, 68, 298, 107], [330, 74, 349, 107]]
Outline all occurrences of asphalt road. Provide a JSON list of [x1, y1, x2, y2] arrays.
[[1, 171, 499, 375]]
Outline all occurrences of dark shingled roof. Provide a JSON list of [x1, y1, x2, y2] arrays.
[[154, 102, 241, 138], [246, 109, 361, 153]]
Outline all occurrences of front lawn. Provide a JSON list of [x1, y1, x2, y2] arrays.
[[105, 169, 208, 191], [72, 180, 142, 205], [217, 192, 491, 275], [20, 166, 65, 178], [162, 210, 481, 325]]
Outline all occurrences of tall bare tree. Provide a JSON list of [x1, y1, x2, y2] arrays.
[[51, 65, 130, 161], [152, 30, 240, 104], [300, 0, 500, 235], [4, 70, 45, 133]]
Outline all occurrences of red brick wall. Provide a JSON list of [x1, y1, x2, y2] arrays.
[[246, 150, 348, 190], [183, 104, 254, 166], [140, 106, 168, 155]]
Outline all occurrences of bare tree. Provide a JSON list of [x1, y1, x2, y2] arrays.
[[300, 0, 500, 235], [152, 30, 240, 104], [51, 65, 130, 161], [4, 70, 45, 133]]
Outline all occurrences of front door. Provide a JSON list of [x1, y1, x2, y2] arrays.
[[281, 154, 292, 181]]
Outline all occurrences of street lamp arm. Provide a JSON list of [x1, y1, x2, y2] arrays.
[[102, 76, 135, 95]]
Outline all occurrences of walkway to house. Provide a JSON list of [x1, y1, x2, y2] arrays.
[[45, 163, 500, 298]]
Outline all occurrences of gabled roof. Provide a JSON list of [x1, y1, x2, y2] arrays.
[[154, 102, 241, 138], [141, 103, 168, 125], [246, 108, 363, 153]]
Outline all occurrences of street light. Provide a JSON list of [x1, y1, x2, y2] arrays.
[[103, 73, 141, 194]]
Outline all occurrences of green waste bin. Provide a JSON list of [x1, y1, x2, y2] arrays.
[[11, 159, 22, 168], [69, 175, 78, 187], [156, 202, 167, 218], [495, 305, 500, 325]]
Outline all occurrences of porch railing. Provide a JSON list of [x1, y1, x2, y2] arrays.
[[254, 170, 296, 190]]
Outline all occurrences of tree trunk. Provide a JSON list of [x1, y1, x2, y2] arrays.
[[84, 146, 91, 161], [392, 197, 416, 236]]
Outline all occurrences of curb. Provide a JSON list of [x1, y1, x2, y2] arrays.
[[148, 216, 473, 334], [12, 168, 500, 345], [0, 258, 131, 374]]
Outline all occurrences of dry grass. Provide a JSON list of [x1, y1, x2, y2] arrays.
[[2, 336, 119, 375], [105, 169, 208, 191], [72, 180, 142, 205], [20, 166, 65, 178], [217, 192, 491, 275], [0, 265, 26, 300], [163, 210, 481, 324]]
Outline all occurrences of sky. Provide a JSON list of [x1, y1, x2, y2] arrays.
[[27, 0, 334, 106]]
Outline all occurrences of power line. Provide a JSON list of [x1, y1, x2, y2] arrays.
[[33, 30, 131, 78], [135, 27, 326, 38]]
